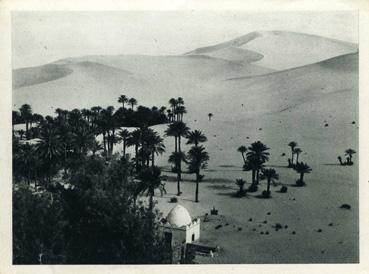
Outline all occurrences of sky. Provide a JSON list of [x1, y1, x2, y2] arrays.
[[12, 11, 358, 69]]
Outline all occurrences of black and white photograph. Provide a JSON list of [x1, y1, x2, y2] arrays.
[[8, 7, 361, 266]]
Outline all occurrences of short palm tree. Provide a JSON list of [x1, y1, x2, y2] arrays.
[[345, 149, 356, 165], [137, 166, 163, 211], [288, 141, 297, 164], [293, 147, 302, 164], [90, 140, 103, 158], [260, 168, 279, 197], [293, 162, 312, 186], [208, 113, 213, 121], [118, 95, 129, 109], [18, 129, 25, 140], [247, 141, 270, 185], [186, 130, 207, 147], [187, 145, 209, 202], [237, 145, 247, 164], [235, 178, 246, 196]]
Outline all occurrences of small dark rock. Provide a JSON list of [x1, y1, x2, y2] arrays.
[[275, 223, 282, 229], [292, 231, 296, 235], [317, 229, 322, 233], [215, 224, 222, 230], [352, 121, 356, 124], [267, 212, 271, 215], [265, 231, 269, 235], [280, 186, 288, 193], [260, 231, 264, 235], [325, 123, 329, 127], [248, 218, 253, 222], [284, 225, 288, 229], [281, 153, 286, 156], [238, 227, 242, 231], [263, 220, 267, 224], [252, 228, 256, 231], [259, 128, 262, 130], [328, 223, 333, 226]]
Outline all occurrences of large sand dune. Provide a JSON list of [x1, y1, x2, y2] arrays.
[[186, 31, 358, 70]]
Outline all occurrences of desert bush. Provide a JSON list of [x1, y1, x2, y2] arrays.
[[280, 186, 288, 193], [170, 197, 178, 203]]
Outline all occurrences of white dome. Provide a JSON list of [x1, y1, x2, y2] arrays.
[[166, 205, 192, 227]]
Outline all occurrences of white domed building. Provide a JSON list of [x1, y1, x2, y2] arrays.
[[163, 205, 200, 245]]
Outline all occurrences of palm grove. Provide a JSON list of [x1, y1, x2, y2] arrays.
[[12, 96, 209, 264]]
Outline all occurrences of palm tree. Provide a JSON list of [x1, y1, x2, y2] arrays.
[[19, 104, 33, 139], [176, 105, 187, 121], [168, 151, 186, 196], [208, 113, 213, 121], [12, 110, 21, 133], [246, 141, 270, 185], [345, 149, 356, 165], [293, 162, 312, 186], [118, 129, 130, 156], [235, 179, 246, 196], [90, 140, 103, 158], [169, 98, 178, 114], [147, 133, 165, 167], [128, 98, 137, 110], [288, 141, 297, 165], [72, 125, 95, 156], [237, 145, 247, 164], [126, 129, 142, 168], [186, 130, 207, 147], [187, 145, 209, 202], [260, 168, 279, 197], [18, 129, 25, 140], [118, 95, 129, 109], [137, 166, 163, 211], [293, 148, 302, 164], [35, 125, 64, 183]]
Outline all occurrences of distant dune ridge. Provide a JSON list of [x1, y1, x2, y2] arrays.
[[13, 30, 358, 117]]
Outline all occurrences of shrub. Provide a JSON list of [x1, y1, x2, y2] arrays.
[[340, 204, 351, 210], [170, 197, 178, 203], [210, 207, 218, 215], [280, 186, 288, 193]]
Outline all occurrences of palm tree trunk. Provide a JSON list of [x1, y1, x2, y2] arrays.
[[300, 172, 304, 182], [26, 121, 29, 140], [296, 154, 299, 164], [291, 150, 294, 164], [178, 135, 182, 181], [135, 145, 139, 168], [256, 169, 260, 185], [195, 171, 199, 202], [175, 136, 178, 153], [123, 140, 126, 156], [267, 178, 271, 193], [152, 152, 155, 167], [177, 170, 181, 196], [251, 169, 255, 185], [241, 153, 246, 164]]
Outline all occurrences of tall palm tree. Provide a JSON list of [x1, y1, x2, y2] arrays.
[[137, 166, 163, 211], [247, 141, 270, 185], [260, 168, 279, 197], [293, 147, 302, 164], [147, 133, 165, 167], [187, 145, 209, 202], [118, 95, 129, 109], [293, 162, 312, 186], [128, 98, 137, 110], [237, 145, 247, 164], [118, 129, 130, 156], [35, 125, 64, 183], [169, 98, 178, 113], [19, 104, 33, 140], [176, 105, 187, 121], [208, 113, 213, 121], [288, 141, 297, 164], [186, 130, 207, 147], [345, 149, 356, 165], [168, 151, 186, 196], [126, 129, 142, 168]]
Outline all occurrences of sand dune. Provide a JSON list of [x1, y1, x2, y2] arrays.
[[187, 31, 358, 70]]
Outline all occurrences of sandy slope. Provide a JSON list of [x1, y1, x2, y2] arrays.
[[187, 31, 357, 70], [12, 32, 358, 263]]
